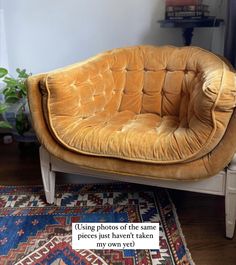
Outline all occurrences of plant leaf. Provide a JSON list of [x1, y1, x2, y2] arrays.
[[0, 68, 8, 78], [3, 77, 18, 86], [16, 109, 30, 135], [0, 121, 12, 129], [0, 103, 8, 114], [16, 68, 30, 79], [5, 95, 19, 104]]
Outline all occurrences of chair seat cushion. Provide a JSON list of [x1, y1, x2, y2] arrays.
[[40, 108, 225, 164]]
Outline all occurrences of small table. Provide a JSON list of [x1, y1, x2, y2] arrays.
[[158, 17, 224, 46]]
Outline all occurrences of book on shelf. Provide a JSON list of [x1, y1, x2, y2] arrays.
[[166, 10, 209, 20], [165, 0, 203, 6], [166, 16, 202, 20], [166, 5, 209, 12]]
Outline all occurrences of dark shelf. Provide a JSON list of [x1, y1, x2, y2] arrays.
[[158, 17, 224, 45]]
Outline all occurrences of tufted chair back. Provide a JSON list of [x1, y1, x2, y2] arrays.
[[109, 46, 235, 124], [38, 46, 236, 164]]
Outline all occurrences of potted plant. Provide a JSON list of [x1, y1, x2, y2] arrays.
[[0, 67, 36, 142]]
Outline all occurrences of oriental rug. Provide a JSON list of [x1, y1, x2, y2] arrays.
[[0, 183, 195, 265]]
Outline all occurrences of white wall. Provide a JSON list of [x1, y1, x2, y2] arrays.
[[192, 0, 226, 54], [0, 6, 8, 69], [2, 0, 182, 74], [2, 0, 226, 75]]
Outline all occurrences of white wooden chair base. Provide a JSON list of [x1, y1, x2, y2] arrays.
[[225, 157, 236, 238], [39, 147, 55, 204], [39, 145, 236, 239]]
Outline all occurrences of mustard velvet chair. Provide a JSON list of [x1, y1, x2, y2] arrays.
[[27, 46, 236, 238]]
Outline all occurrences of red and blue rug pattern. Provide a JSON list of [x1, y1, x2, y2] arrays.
[[0, 183, 194, 265]]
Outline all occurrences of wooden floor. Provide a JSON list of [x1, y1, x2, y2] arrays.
[[0, 140, 236, 265]]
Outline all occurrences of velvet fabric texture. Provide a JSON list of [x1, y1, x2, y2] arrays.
[[27, 45, 236, 180]]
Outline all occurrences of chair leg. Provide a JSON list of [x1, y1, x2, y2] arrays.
[[39, 146, 55, 204], [225, 158, 236, 238]]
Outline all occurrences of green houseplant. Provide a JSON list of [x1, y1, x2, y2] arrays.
[[0, 67, 35, 140]]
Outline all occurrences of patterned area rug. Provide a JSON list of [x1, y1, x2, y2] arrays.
[[0, 183, 195, 265]]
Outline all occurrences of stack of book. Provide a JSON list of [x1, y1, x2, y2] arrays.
[[165, 0, 210, 20]]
